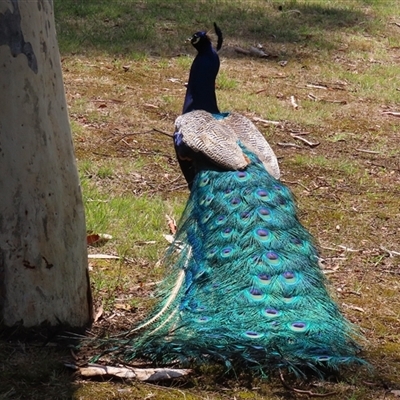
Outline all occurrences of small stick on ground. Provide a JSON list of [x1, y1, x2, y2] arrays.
[[355, 148, 380, 154], [279, 370, 337, 397], [277, 142, 302, 148], [252, 116, 282, 126], [291, 135, 320, 147], [153, 128, 174, 137]]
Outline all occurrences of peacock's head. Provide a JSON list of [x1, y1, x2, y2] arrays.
[[187, 31, 211, 51], [187, 23, 223, 53]]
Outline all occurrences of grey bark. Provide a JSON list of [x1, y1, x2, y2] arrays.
[[0, 0, 92, 328]]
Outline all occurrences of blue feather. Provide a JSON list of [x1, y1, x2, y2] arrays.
[[109, 145, 364, 377]]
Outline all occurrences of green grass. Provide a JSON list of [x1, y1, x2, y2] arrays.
[[2, 0, 400, 399]]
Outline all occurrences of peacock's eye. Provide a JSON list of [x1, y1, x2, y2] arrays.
[[192, 35, 201, 45]]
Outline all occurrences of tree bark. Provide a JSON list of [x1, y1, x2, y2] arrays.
[[0, 0, 92, 328]]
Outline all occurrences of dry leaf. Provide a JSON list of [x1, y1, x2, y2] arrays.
[[94, 304, 104, 322], [87, 233, 113, 246], [115, 303, 132, 311]]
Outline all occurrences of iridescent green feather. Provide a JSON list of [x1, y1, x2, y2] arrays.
[[105, 144, 363, 377]]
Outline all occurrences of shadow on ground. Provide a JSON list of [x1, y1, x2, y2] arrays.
[[54, 1, 372, 56]]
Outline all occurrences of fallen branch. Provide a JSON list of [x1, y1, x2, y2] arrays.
[[72, 364, 191, 381], [233, 46, 269, 58], [249, 46, 269, 58], [234, 46, 251, 56]]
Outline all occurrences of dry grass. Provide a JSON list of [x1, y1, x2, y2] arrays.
[[1, 1, 400, 399]]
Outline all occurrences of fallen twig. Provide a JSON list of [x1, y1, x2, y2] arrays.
[[355, 148, 380, 154], [252, 116, 281, 126], [153, 128, 174, 137], [288, 129, 309, 136], [380, 246, 400, 257], [277, 142, 302, 148], [279, 370, 337, 397], [337, 245, 361, 252], [308, 93, 318, 101], [280, 179, 311, 192], [306, 84, 328, 90], [320, 99, 347, 104], [88, 254, 120, 260], [382, 111, 400, 117], [342, 303, 365, 313], [291, 135, 320, 147], [91, 98, 124, 104]]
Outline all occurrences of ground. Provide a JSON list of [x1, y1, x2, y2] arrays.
[[1, 1, 400, 399]]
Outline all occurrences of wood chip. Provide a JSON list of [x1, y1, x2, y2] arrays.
[[166, 214, 177, 234], [290, 95, 299, 109]]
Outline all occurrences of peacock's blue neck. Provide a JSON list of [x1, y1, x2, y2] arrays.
[[182, 45, 220, 115], [212, 112, 230, 120]]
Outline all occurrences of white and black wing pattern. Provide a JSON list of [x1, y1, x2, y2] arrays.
[[220, 112, 280, 179], [175, 110, 249, 171]]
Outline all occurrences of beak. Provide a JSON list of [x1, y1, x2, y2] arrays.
[[185, 37, 192, 44]]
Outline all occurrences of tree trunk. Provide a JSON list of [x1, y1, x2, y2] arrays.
[[0, 0, 92, 328]]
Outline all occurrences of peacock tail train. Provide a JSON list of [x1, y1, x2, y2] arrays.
[[102, 114, 363, 377]]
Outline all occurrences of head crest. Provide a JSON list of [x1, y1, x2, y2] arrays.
[[189, 23, 223, 52]]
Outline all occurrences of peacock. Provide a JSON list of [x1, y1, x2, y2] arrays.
[[102, 24, 363, 378]]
